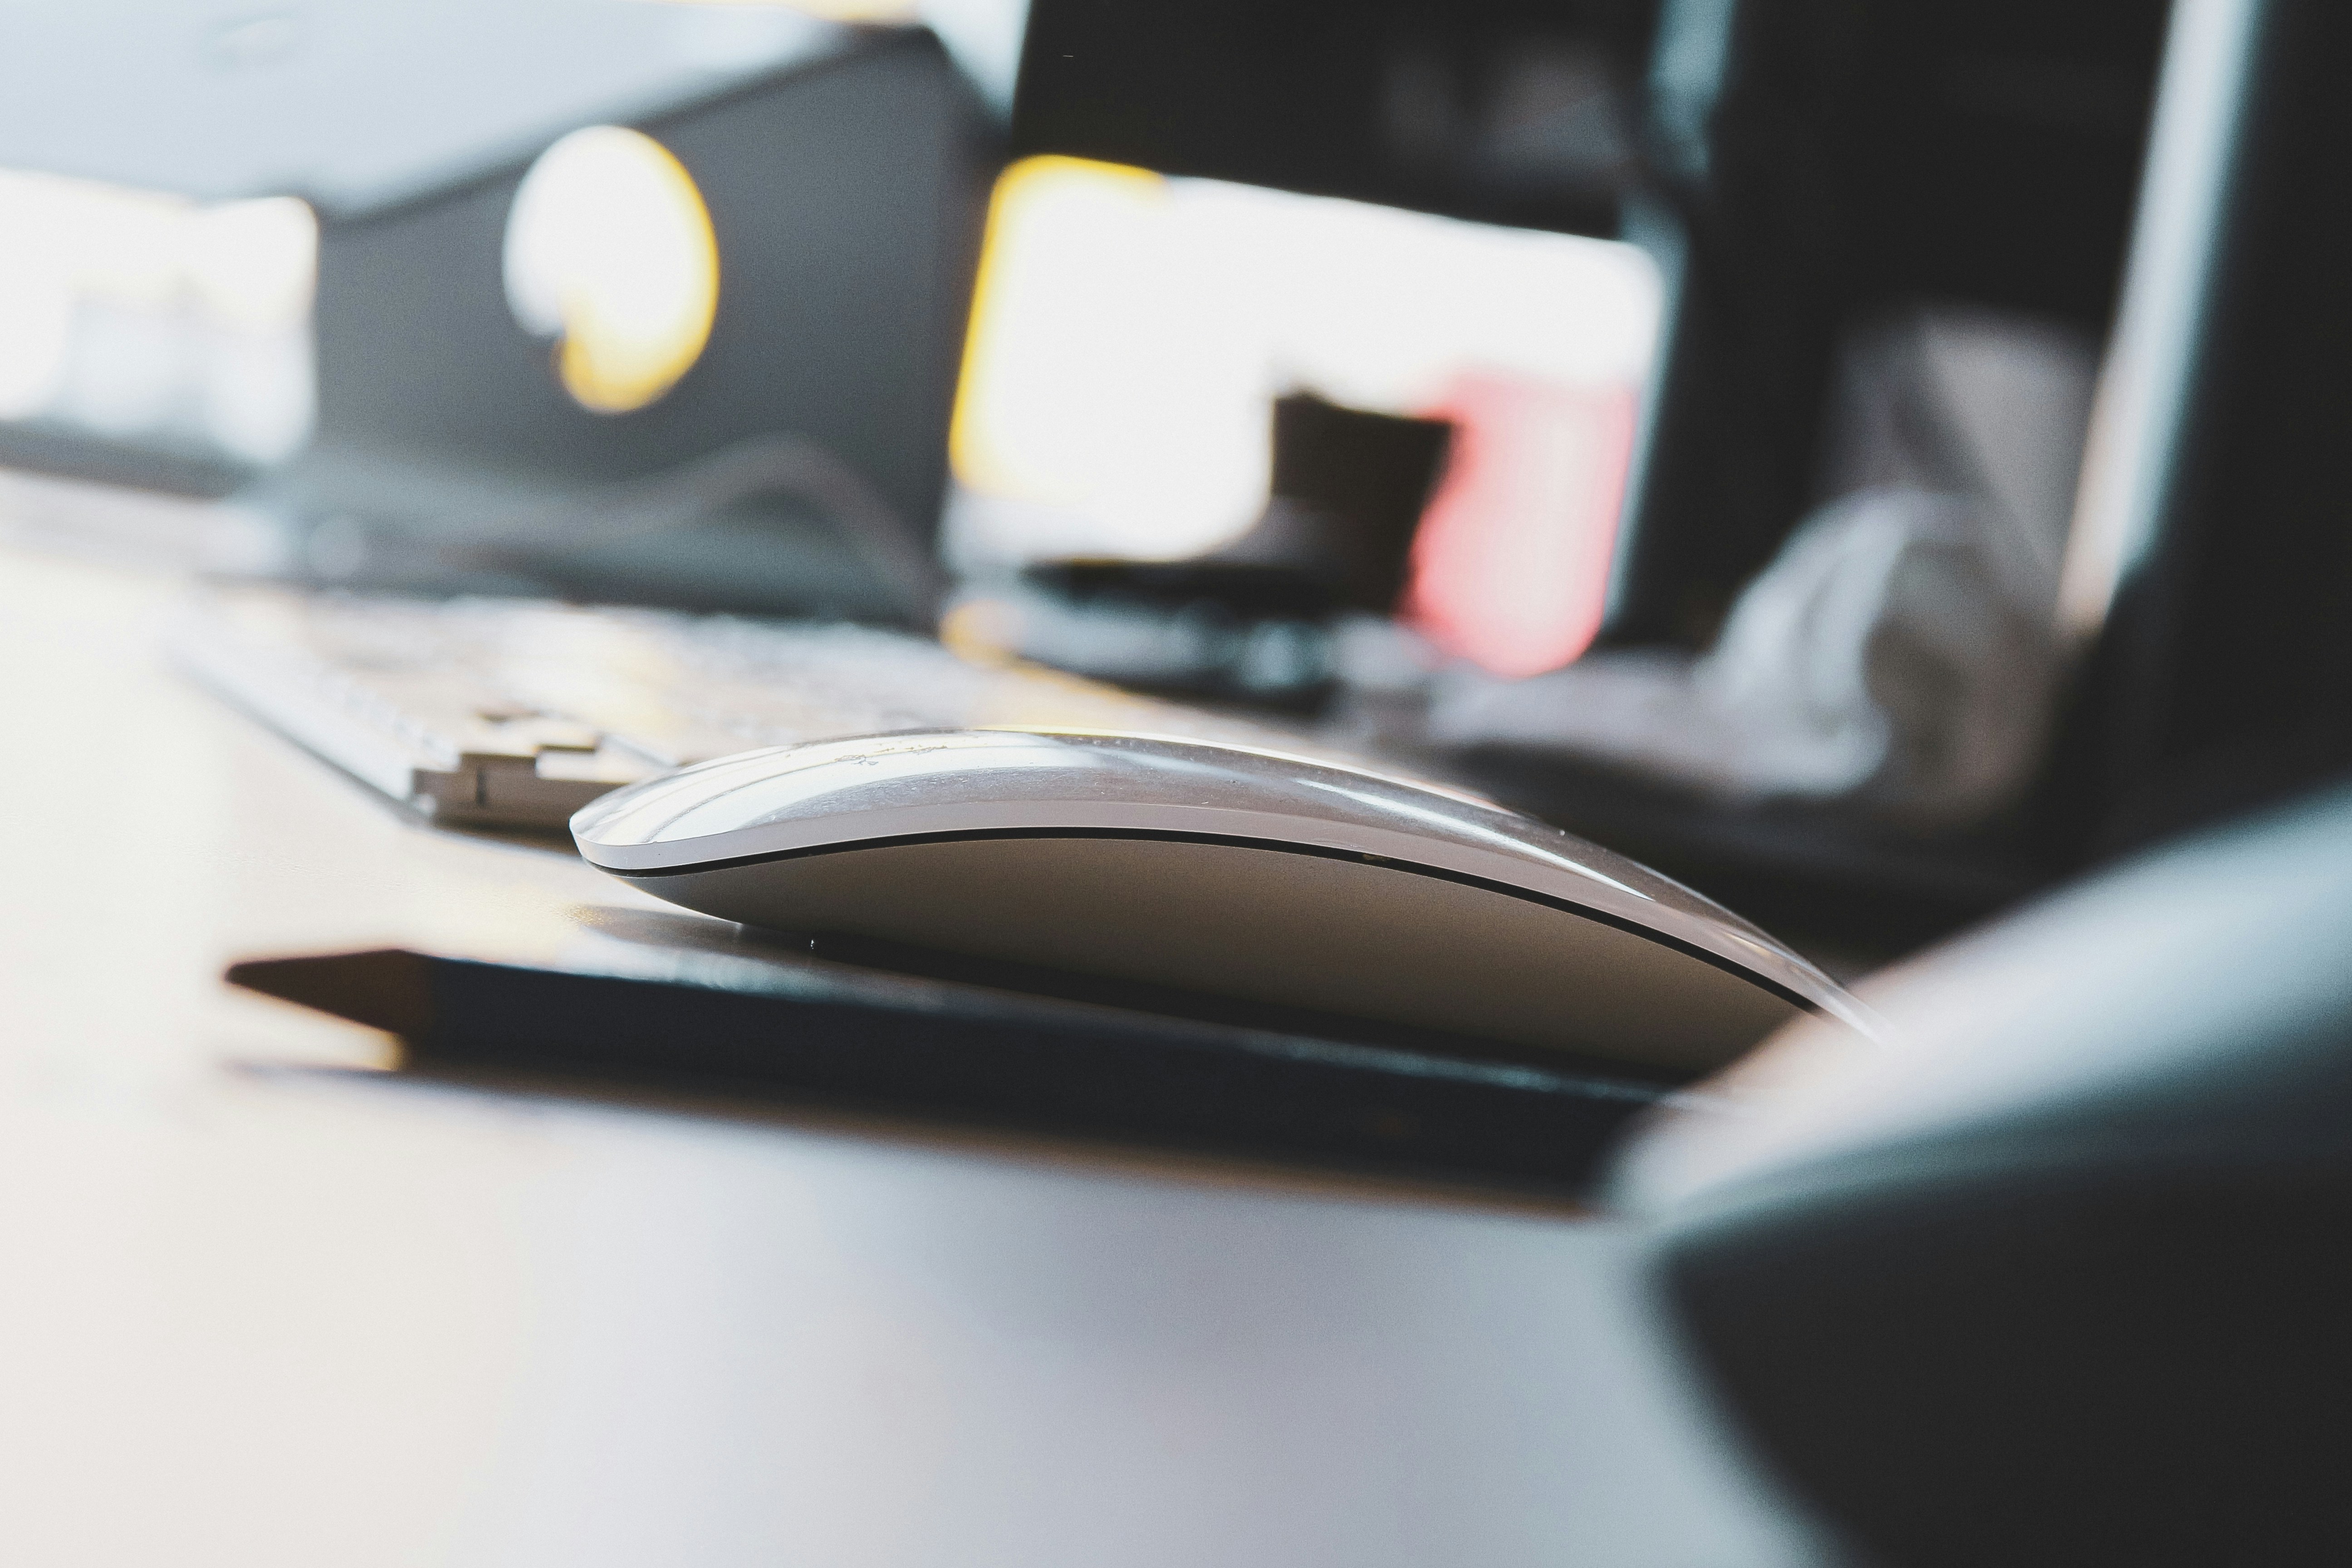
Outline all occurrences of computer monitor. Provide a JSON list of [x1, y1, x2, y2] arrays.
[[256, 26, 985, 622], [1004, 0, 2167, 653], [0, 5, 993, 623]]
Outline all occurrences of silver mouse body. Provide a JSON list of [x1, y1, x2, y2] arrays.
[[571, 729, 1874, 1074]]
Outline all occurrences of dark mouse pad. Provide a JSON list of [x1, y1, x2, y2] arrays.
[[226, 919, 1706, 1192]]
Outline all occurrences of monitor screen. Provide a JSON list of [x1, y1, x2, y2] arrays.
[[946, 154, 1662, 675]]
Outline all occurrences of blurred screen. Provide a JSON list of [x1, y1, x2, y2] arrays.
[[946, 154, 1661, 675]]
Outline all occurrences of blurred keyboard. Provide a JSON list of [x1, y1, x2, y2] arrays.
[[174, 587, 1316, 828]]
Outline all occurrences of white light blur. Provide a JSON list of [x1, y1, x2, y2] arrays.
[[187, 197, 318, 331], [951, 160, 1277, 562], [0, 241, 72, 421], [0, 167, 316, 461], [948, 157, 1661, 569]]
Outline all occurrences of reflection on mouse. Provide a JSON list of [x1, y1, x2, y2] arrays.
[[571, 728, 1875, 1074]]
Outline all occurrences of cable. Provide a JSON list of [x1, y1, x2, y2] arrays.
[[443, 433, 950, 624]]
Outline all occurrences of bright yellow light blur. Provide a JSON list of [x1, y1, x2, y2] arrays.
[[952, 156, 1171, 504], [503, 126, 720, 415]]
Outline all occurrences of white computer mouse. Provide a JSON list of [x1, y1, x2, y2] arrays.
[[570, 728, 1877, 1075]]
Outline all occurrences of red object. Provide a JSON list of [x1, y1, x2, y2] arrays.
[[1401, 372, 1639, 677]]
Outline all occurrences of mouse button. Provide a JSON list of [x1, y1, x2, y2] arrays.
[[578, 730, 1104, 850], [1064, 733, 1755, 922], [1004, 735, 1823, 983], [1066, 732, 1588, 852], [702, 735, 1104, 836], [569, 742, 808, 848], [904, 732, 1411, 827]]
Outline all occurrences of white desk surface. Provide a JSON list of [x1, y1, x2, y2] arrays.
[[0, 531, 1826, 1567]]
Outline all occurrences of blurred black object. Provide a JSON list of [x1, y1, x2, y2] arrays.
[[226, 920, 1685, 1193], [1452, 753, 2045, 959], [2055, 0, 2352, 860], [1614, 778, 2352, 1568], [1219, 393, 1453, 614], [248, 26, 988, 625], [990, 560, 1336, 708], [968, 393, 1452, 708], [1014, 0, 1657, 240], [1616, 0, 2167, 647]]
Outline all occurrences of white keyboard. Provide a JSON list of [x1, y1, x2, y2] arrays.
[[174, 587, 1324, 828]]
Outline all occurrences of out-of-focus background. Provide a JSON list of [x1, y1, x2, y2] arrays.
[[2, 0, 2244, 970]]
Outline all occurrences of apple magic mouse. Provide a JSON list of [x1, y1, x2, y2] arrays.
[[570, 729, 1875, 1075]]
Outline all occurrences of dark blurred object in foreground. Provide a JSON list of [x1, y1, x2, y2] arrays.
[[1616, 777, 2352, 1568]]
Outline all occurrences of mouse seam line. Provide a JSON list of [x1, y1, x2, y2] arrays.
[[604, 827, 1830, 1018]]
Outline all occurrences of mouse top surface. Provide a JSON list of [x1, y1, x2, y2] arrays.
[[573, 728, 1871, 1055]]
